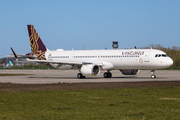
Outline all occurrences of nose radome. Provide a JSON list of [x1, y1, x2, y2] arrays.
[[167, 58, 173, 67]]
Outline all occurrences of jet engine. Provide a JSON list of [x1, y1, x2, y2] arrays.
[[80, 64, 100, 76], [120, 69, 140, 75]]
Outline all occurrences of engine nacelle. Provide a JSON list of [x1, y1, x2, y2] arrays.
[[120, 69, 140, 75], [80, 64, 100, 76]]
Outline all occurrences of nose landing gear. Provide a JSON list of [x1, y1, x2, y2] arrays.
[[150, 69, 156, 79]]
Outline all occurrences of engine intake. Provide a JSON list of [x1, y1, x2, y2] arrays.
[[80, 64, 100, 76]]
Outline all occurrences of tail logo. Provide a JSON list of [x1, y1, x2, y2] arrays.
[[27, 25, 47, 60], [29, 26, 40, 53]]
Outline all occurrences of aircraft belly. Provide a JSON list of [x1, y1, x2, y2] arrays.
[[112, 58, 136, 69], [112, 58, 157, 70]]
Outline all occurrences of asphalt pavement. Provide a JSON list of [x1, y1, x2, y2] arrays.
[[0, 69, 179, 84]]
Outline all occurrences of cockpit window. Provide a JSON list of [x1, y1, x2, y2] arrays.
[[155, 54, 168, 57], [162, 54, 167, 57]]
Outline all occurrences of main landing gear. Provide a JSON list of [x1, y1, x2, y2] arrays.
[[150, 69, 156, 79], [77, 73, 86, 79], [104, 71, 112, 78]]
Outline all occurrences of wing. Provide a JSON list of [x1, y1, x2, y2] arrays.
[[26, 59, 114, 70], [26, 59, 104, 66], [10, 47, 112, 69], [27, 59, 83, 65], [10, 47, 37, 60]]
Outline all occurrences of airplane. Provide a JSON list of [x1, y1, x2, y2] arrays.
[[11, 25, 173, 79], [4, 60, 13, 68], [0, 53, 38, 68], [0, 55, 15, 68], [9, 60, 13, 66]]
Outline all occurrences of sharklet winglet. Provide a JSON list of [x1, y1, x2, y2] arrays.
[[11, 47, 18, 58]]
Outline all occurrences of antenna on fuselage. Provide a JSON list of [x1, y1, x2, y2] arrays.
[[83, 42, 85, 50]]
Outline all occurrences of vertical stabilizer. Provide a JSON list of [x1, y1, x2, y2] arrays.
[[27, 25, 47, 53], [9, 60, 13, 66], [27, 25, 47, 60]]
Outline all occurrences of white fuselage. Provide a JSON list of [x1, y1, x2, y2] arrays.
[[45, 49, 173, 70]]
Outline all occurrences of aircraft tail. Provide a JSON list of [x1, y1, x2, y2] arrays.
[[27, 25, 47, 60], [27, 25, 47, 53], [9, 60, 13, 66]]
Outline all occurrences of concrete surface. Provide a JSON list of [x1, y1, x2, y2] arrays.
[[0, 70, 179, 84]]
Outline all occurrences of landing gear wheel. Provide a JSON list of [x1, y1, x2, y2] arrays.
[[150, 69, 156, 79], [104, 72, 112, 78], [151, 74, 156, 79], [104, 73, 108, 78], [108, 72, 112, 78], [77, 73, 86, 79]]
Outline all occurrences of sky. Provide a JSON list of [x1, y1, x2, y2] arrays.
[[0, 0, 180, 58]]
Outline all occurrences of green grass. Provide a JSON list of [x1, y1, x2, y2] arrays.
[[0, 87, 180, 120], [0, 66, 55, 70], [0, 74, 32, 76]]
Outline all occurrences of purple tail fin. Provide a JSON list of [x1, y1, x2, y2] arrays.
[[27, 25, 47, 60], [27, 25, 47, 53]]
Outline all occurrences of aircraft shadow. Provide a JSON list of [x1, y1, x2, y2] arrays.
[[112, 77, 167, 79], [28, 76, 168, 80], [28, 77, 78, 79]]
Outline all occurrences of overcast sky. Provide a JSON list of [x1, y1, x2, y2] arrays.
[[0, 0, 180, 58]]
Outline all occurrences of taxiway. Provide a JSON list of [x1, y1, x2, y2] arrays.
[[0, 70, 179, 84]]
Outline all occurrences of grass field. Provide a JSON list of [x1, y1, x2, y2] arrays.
[[0, 74, 32, 76], [0, 87, 180, 120]]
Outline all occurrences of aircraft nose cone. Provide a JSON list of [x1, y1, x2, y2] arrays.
[[167, 58, 173, 67]]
